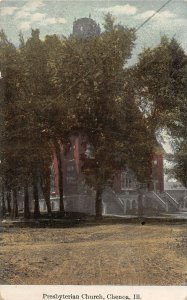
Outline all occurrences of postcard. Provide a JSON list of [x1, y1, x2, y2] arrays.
[[0, 0, 187, 298]]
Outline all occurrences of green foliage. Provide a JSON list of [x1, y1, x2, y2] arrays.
[[103, 13, 116, 32], [134, 36, 187, 188], [0, 30, 25, 189], [41, 22, 137, 203], [1, 15, 186, 217], [171, 58, 187, 186], [134, 36, 186, 132], [172, 140, 187, 188]]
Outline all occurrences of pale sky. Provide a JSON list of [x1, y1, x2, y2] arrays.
[[0, 0, 187, 64]]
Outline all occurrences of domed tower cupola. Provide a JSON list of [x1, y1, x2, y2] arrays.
[[73, 17, 101, 39]]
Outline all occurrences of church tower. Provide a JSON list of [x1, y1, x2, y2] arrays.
[[73, 17, 100, 39]]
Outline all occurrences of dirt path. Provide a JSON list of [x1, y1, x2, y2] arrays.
[[0, 223, 186, 285]]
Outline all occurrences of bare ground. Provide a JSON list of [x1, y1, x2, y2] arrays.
[[0, 223, 186, 285]]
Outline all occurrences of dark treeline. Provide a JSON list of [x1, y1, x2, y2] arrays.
[[0, 14, 186, 219]]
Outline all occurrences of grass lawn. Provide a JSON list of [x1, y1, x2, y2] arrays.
[[0, 223, 186, 285]]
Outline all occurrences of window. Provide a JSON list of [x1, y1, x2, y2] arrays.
[[67, 165, 74, 172], [121, 172, 134, 190], [67, 176, 76, 184]]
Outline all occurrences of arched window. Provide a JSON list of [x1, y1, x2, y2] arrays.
[[121, 171, 135, 190]]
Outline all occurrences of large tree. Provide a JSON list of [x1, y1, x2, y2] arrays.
[[52, 14, 153, 217], [171, 56, 187, 187], [134, 36, 187, 191], [0, 30, 54, 218], [134, 36, 186, 133], [0, 30, 25, 218], [19, 29, 56, 215]]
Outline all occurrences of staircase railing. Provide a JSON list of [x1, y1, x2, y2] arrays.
[[106, 187, 124, 209], [164, 192, 179, 207], [151, 191, 168, 211]]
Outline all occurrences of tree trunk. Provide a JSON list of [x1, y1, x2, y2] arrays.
[[1, 185, 6, 217], [43, 189, 51, 215], [95, 185, 103, 219], [33, 174, 40, 218], [24, 185, 30, 219], [54, 141, 65, 214], [6, 190, 11, 215], [147, 149, 154, 191], [11, 189, 18, 219], [41, 167, 51, 215]]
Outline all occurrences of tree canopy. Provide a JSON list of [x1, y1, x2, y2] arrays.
[[0, 15, 186, 218]]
